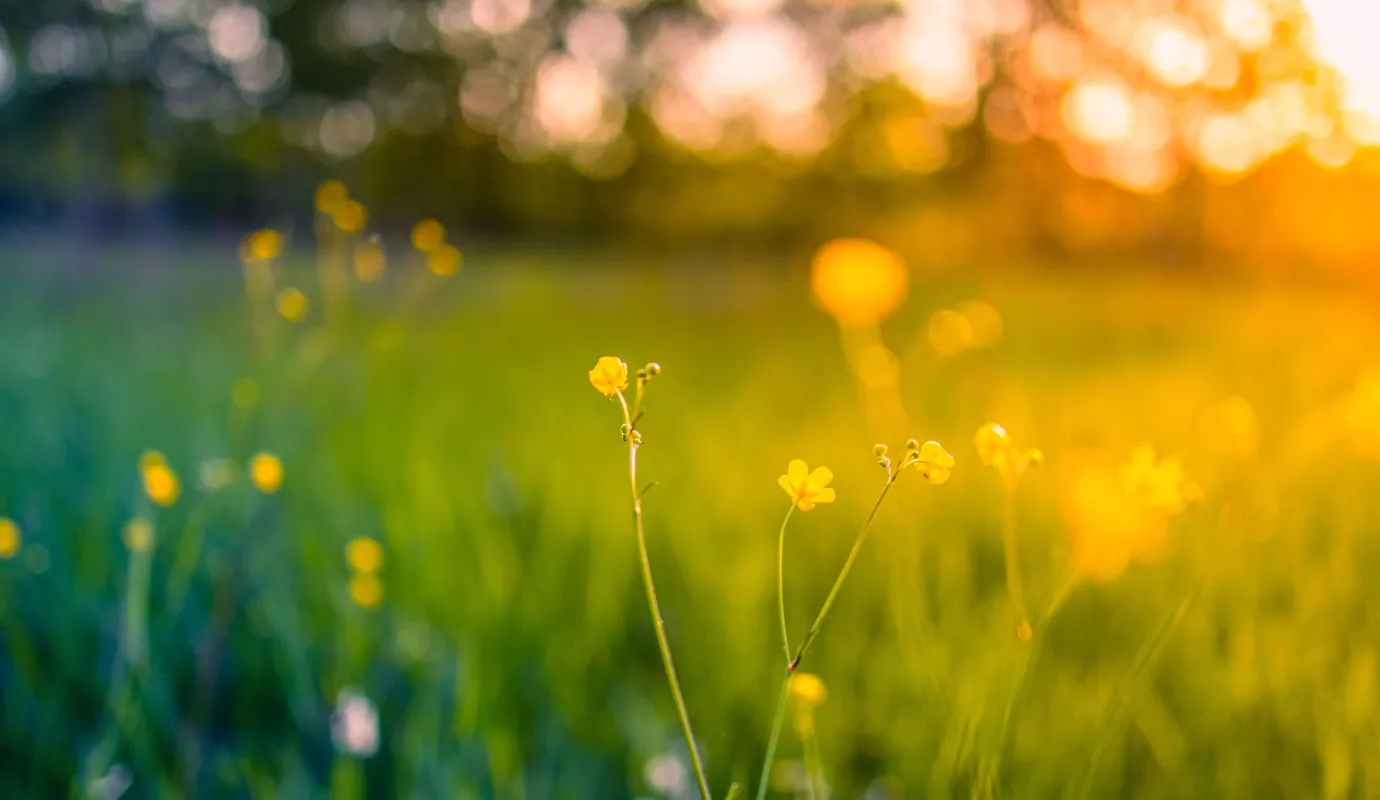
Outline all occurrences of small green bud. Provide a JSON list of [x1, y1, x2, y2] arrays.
[[645, 363, 661, 377], [906, 439, 920, 451]]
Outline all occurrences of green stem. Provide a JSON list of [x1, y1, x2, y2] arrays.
[[755, 673, 792, 800], [758, 472, 899, 798], [788, 474, 897, 672], [618, 392, 712, 800], [1002, 488, 1029, 633], [777, 504, 797, 665]]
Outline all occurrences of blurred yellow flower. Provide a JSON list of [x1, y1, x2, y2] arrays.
[[912, 441, 955, 484], [0, 518, 20, 559], [810, 238, 909, 325], [1200, 396, 1260, 458], [778, 460, 836, 512], [276, 287, 309, 321], [928, 308, 973, 357], [123, 518, 154, 553], [244, 229, 282, 261], [354, 242, 386, 283], [249, 452, 283, 494], [333, 200, 368, 233], [1120, 444, 1201, 515], [974, 423, 1042, 488], [315, 180, 349, 215], [141, 454, 180, 507], [350, 573, 384, 608], [345, 537, 384, 574], [790, 673, 828, 707], [1061, 446, 1198, 583], [426, 244, 462, 276], [956, 300, 1003, 349], [412, 218, 446, 253], [589, 357, 629, 397]]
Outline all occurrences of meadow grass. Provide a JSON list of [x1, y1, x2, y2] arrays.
[[3, 244, 1380, 797]]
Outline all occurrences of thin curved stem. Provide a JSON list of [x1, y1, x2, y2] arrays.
[[1002, 488, 1030, 634], [757, 472, 899, 799], [788, 474, 897, 673], [777, 504, 797, 665], [617, 391, 712, 800]]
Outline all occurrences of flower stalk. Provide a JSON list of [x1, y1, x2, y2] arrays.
[[592, 357, 712, 800]]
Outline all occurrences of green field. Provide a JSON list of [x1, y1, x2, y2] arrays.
[[3, 244, 1380, 798]]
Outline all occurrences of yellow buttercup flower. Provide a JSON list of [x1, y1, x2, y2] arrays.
[[912, 441, 955, 484], [412, 218, 446, 253], [1062, 449, 1164, 582], [778, 460, 837, 512], [345, 537, 384, 574], [426, 244, 462, 277], [333, 200, 368, 233], [350, 573, 384, 608], [245, 229, 282, 261], [249, 452, 284, 494], [354, 242, 386, 282], [123, 518, 154, 553], [141, 454, 180, 507], [276, 287, 309, 321], [790, 673, 828, 707], [589, 357, 629, 398], [315, 180, 349, 215], [1120, 444, 1201, 515], [0, 518, 21, 559], [974, 422, 1042, 488]]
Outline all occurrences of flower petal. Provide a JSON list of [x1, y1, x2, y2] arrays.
[[778, 474, 798, 501], [788, 460, 809, 484], [807, 466, 833, 490], [797, 500, 815, 512], [814, 488, 836, 504]]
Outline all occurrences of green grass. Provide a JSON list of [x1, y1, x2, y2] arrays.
[[3, 245, 1380, 798]]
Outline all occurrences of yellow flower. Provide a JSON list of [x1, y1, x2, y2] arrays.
[[974, 422, 1012, 467], [141, 455, 180, 507], [315, 180, 349, 215], [249, 452, 284, 494], [778, 460, 836, 511], [412, 218, 446, 253], [354, 242, 386, 283], [426, 244, 462, 277], [589, 357, 629, 397], [244, 229, 282, 261], [790, 673, 828, 707], [912, 441, 954, 484], [350, 573, 384, 608], [1120, 444, 1201, 515], [345, 537, 384, 574], [810, 238, 909, 325], [123, 518, 154, 553], [276, 287, 309, 321], [333, 200, 368, 233], [1062, 449, 1164, 582], [973, 423, 1042, 488], [0, 518, 21, 559]]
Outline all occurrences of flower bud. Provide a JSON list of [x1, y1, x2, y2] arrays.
[[645, 363, 662, 377], [906, 439, 920, 451], [873, 444, 888, 457]]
